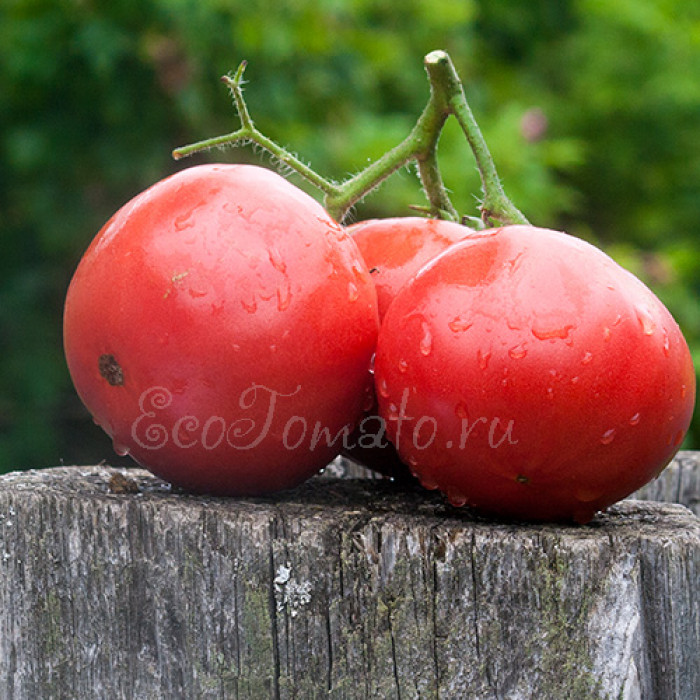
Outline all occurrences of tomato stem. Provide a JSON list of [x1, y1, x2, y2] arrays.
[[172, 53, 528, 226], [423, 51, 529, 227], [172, 62, 340, 199]]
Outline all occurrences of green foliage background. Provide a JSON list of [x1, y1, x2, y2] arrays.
[[1, 0, 699, 470]]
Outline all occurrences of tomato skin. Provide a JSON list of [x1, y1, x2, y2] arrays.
[[341, 217, 472, 479], [348, 217, 473, 321], [374, 225, 696, 523], [64, 164, 379, 495]]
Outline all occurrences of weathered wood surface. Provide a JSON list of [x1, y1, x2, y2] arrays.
[[0, 453, 698, 700], [631, 451, 699, 516]]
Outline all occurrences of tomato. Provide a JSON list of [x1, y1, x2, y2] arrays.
[[341, 217, 472, 479], [374, 225, 696, 523], [64, 164, 379, 495], [348, 217, 473, 321]]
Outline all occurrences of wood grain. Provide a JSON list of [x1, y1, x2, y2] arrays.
[[0, 452, 697, 699]]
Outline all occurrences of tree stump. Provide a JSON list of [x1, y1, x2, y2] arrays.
[[0, 453, 698, 699]]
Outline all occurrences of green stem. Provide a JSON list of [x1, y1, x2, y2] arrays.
[[172, 52, 528, 227], [423, 51, 529, 227], [324, 95, 456, 221], [172, 63, 341, 199]]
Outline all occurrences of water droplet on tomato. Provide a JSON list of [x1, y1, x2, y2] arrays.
[[629, 413, 641, 426], [397, 359, 409, 374], [386, 403, 399, 421], [477, 349, 491, 370], [112, 440, 130, 457], [635, 306, 656, 335], [531, 322, 575, 341], [446, 488, 467, 508], [327, 222, 348, 242], [600, 428, 616, 445], [602, 327, 612, 342], [241, 297, 257, 314], [174, 212, 196, 231], [419, 321, 433, 356], [377, 379, 390, 398], [325, 254, 340, 279], [506, 252, 525, 275], [635, 305, 656, 336], [681, 385, 687, 400], [448, 316, 473, 333], [508, 344, 527, 360], [347, 282, 359, 302], [419, 473, 439, 491], [673, 430, 684, 446], [501, 367, 510, 386], [277, 282, 292, 311], [267, 246, 287, 274], [351, 261, 366, 279], [581, 351, 593, 365], [662, 329, 671, 357]]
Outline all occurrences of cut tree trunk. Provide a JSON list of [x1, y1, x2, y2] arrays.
[[0, 453, 698, 699]]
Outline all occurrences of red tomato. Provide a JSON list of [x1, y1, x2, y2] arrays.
[[374, 225, 696, 523], [348, 217, 473, 321], [341, 217, 472, 479], [64, 164, 379, 495]]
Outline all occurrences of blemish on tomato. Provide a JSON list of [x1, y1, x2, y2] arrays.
[[98, 354, 124, 386]]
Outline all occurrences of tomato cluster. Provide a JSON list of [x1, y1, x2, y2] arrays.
[[64, 164, 695, 522]]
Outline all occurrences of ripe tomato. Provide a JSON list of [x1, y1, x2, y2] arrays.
[[348, 217, 473, 321], [341, 217, 472, 479], [374, 225, 696, 523], [64, 164, 379, 495]]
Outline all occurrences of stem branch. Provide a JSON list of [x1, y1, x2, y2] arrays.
[[423, 51, 529, 227], [173, 52, 528, 226]]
